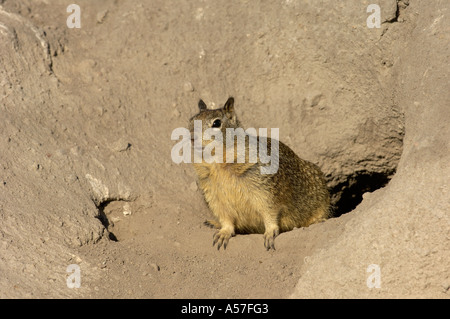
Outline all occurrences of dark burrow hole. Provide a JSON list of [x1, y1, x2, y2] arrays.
[[96, 201, 119, 242], [329, 169, 396, 218]]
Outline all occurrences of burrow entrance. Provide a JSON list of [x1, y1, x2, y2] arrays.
[[323, 113, 405, 217], [328, 168, 397, 218]]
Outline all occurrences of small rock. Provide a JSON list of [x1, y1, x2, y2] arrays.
[[190, 181, 198, 192], [150, 263, 160, 272], [96, 9, 109, 24], [111, 216, 121, 223], [85, 174, 109, 203], [123, 203, 132, 216], [310, 93, 323, 107], [111, 139, 131, 152], [183, 82, 194, 92], [199, 48, 206, 59], [31, 162, 43, 171], [172, 109, 181, 118], [65, 174, 79, 184]]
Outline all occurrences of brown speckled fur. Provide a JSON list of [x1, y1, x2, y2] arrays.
[[189, 97, 330, 250]]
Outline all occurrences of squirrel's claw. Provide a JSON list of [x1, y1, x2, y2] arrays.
[[213, 229, 233, 250], [263, 227, 279, 251]]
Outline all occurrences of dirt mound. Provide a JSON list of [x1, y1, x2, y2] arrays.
[[0, 0, 448, 298]]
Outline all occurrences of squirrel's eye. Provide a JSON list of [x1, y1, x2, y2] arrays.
[[212, 119, 221, 128]]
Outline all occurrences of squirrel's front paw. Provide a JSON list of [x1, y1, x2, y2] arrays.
[[263, 226, 280, 250], [213, 228, 234, 250]]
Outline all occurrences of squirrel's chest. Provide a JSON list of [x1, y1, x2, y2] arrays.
[[194, 164, 256, 207], [194, 163, 270, 232]]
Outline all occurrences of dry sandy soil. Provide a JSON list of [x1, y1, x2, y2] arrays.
[[0, 0, 448, 298]]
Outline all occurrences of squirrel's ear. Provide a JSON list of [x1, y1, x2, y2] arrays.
[[198, 99, 207, 112], [223, 97, 235, 113]]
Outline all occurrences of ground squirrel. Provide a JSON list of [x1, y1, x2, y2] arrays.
[[188, 97, 330, 250]]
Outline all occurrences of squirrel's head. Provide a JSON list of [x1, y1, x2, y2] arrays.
[[188, 97, 241, 147]]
